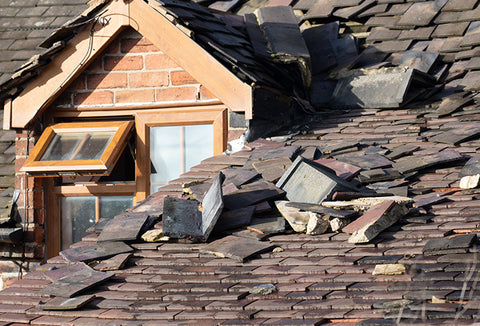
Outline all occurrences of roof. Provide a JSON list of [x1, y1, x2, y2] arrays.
[[0, 0, 91, 95], [2, 0, 480, 325], [3, 104, 480, 325]]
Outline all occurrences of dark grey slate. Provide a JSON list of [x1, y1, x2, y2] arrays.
[[429, 124, 480, 145], [60, 242, 134, 263], [331, 69, 428, 109], [162, 197, 203, 239], [97, 214, 152, 242], [335, 154, 393, 170], [393, 150, 463, 174], [213, 206, 256, 233], [40, 268, 114, 298], [276, 156, 359, 204], [459, 156, 480, 177], [423, 234, 477, 256], [38, 294, 96, 311], [200, 235, 275, 262], [247, 215, 285, 235], [223, 180, 285, 210], [398, 51, 438, 74], [200, 172, 225, 240]]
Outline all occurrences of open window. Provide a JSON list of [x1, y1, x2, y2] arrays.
[[21, 121, 134, 176]]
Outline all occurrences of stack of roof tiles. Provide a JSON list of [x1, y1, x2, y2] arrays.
[[2, 0, 480, 325]]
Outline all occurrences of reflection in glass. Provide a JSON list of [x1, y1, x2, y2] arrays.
[[99, 196, 133, 219], [60, 195, 133, 250], [41, 132, 115, 161], [60, 197, 95, 250], [150, 124, 213, 194]]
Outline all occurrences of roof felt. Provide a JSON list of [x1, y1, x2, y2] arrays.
[[3, 0, 480, 325]]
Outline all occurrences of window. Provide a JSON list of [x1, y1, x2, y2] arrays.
[[60, 195, 133, 250], [21, 121, 134, 176], [150, 124, 213, 193], [135, 106, 228, 201]]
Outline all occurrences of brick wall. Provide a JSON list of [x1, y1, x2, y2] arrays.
[[54, 27, 219, 108]]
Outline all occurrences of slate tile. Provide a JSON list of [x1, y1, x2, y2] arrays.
[[304, 0, 336, 20], [397, 25, 435, 40], [398, 51, 438, 74], [213, 206, 256, 234], [252, 157, 292, 183], [97, 214, 152, 242], [39, 268, 114, 298], [276, 156, 359, 204], [200, 235, 275, 262], [393, 150, 463, 174], [243, 146, 300, 170], [397, 0, 449, 27], [93, 253, 132, 271], [461, 21, 480, 47], [37, 295, 96, 311], [221, 168, 259, 187], [223, 180, 285, 210], [459, 156, 480, 177], [60, 242, 133, 263], [331, 69, 432, 109], [314, 158, 362, 180], [429, 124, 480, 145], [423, 234, 477, 256], [332, 0, 376, 20]]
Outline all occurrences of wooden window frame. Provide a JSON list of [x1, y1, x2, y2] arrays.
[[46, 181, 136, 258], [134, 105, 228, 202], [21, 121, 134, 176]]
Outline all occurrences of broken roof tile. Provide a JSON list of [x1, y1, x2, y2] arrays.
[[39, 268, 114, 298], [276, 156, 359, 204], [60, 242, 134, 263], [393, 150, 463, 174], [201, 235, 275, 262]]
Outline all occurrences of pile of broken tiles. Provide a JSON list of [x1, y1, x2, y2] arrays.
[[35, 132, 480, 314]]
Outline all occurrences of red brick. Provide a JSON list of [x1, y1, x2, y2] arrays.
[[85, 56, 103, 72], [156, 87, 198, 102], [121, 37, 159, 53], [74, 91, 114, 106], [129, 71, 168, 88], [87, 73, 127, 89], [145, 53, 179, 70], [68, 74, 86, 91], [105, 39, 120, 54], [51, 93, 73, 107], [115, 89, 155, 103], [170, 70, 198, 85], [15, 138, 35, 156], [35, 208, 45, 225], [104, 55, 143, 71]]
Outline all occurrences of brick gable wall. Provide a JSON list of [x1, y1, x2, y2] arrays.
[[53, 28, 218, 108]]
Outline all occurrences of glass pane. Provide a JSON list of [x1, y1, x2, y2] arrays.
[[60, 197, 95, 250], [41, 133, 83, 161], [184, 124, 213, 170], [150, 124, 213, 194], [150, 126, 181, 193], [74, 132, 115, 160], [99, 196, 133, 219]]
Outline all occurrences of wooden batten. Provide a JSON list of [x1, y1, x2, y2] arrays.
[[10, 0, 253, 129]]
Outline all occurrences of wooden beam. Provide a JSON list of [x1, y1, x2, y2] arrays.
[[3, 98, 12, 130], [10, 0, 129, 129], [129, 0, 253, 118]]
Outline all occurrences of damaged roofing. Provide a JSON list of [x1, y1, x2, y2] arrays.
[[3, 0, 480, 325]]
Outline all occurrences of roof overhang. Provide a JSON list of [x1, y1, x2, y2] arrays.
[[7, 0, 253, 129]]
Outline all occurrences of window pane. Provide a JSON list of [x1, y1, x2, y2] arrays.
[[150, 124, 213, 194], [99, 196, 133, 218], [74, 132, 115, 160], [41, 133, 83, 161], [184, 124, 213, 170], [60, 197, 95, 250], [150, 126, 181, 193]]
